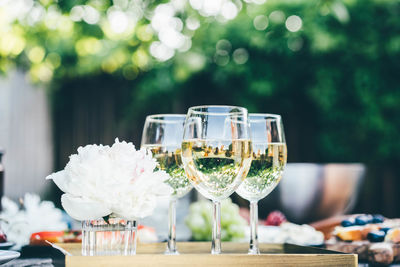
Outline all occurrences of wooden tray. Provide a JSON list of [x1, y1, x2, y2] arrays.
[[59, 242, 357, 267]]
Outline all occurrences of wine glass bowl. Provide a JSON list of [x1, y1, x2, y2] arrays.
[[181, 105, 252, 254], [182, 139, 252, 201], [141, 114, 192, 199], [236, 114, 287, 201]]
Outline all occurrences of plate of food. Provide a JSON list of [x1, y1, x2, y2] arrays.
[[243, 211, 325, 247], [0, 227, 14, 250], [0, 250, 20, 265], [0, 242, 15, 250], [312, 214, 400, 265], [29, 231, 82, 246], [28, 225, 158, 246]]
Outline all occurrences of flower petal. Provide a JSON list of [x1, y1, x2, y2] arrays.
[[61, 194, 111, 221], [46, 171, 70, 193], [112, 196, 156, 220]]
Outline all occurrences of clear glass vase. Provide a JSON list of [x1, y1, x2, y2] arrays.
[[81, 216, 137, 256]]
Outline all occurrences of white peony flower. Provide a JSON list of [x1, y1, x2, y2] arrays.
[[0, 193, 68, 249], [46, 138, 172, 221]]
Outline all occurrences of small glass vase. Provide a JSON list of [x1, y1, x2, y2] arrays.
[[81, 216, 137, 256]]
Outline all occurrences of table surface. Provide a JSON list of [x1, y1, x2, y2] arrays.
[[5, 242, 400, 267], [60, 242, 357, 267]]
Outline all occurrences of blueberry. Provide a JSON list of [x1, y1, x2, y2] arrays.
[[380, 227, 391, 233], [365, 214, 374, 223], [355, 216, 368, 225], [341, 219, 354, 227], [372, 214, 385, 223], [367, 231, 386, 242], [355, 215, 373, 225]]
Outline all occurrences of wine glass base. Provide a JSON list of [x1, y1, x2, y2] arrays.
[[248, 249, 260, 255], [164, 249, 180, 255]]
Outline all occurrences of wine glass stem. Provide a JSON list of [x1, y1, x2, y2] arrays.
[[249, 200, 260, 254], [167, 198, 177, 254], [212, 200, 222, 254]]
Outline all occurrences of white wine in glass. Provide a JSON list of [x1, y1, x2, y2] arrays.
[[181, 106, 252, 254], [181, 139, 252, 200], [236, 114, 287, 254], [142, 145, 191, 198], [141, 114, 192, 255]]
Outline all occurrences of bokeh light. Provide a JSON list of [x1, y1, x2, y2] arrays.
[[269, 10, 285, 24], [216, 39, 232, 53], [82, 5, 100, 25], [285, 15, 302, 32], [287, 37, 304, 52], [150, 41, 175, 61], [186, 16, 200, 31], [214, 49, 230, 66], [232, 48, 249, 64], [28, 47, 45, 63], [253, 15, 269, 31]]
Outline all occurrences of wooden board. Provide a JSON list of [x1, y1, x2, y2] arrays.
[[60, 242, 357, 267]]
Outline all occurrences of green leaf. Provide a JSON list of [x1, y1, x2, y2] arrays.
[[103, 215, 110, 224]]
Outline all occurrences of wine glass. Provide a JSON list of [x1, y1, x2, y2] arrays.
[[141, 114, 193, 255], [236, 113, 287, 254], [181, 105, 252, 254]]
